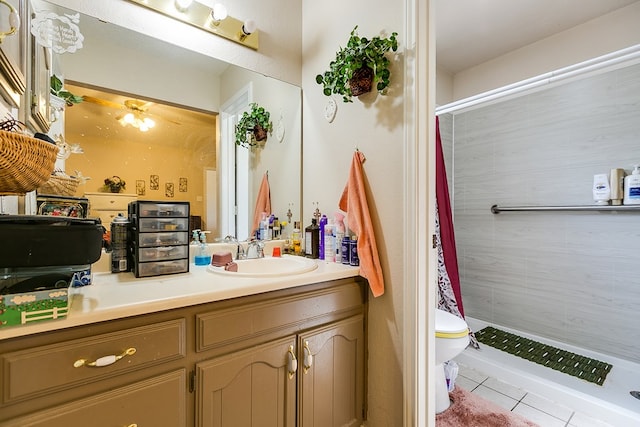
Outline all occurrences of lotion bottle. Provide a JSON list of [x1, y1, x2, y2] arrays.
[[624, 165, 640, 205], [334, 213, 345, 263], [610, 168, 625, 206], [592, 174, 610, 206]]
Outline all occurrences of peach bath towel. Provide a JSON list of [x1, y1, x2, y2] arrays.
[[252, 172, 271, 235], [339, 151, 384, 297]]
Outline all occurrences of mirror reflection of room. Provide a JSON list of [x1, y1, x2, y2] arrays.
[[30, 0, 302, 241]]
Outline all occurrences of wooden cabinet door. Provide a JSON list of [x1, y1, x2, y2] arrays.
[[196, 336, 297, 427], [298, 315, 365, 427]]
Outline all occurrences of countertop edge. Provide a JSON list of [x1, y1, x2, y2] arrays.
[[0, 260, 361, 341]]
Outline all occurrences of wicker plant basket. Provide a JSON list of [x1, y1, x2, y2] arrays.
[[0, 130, 58, 195], [37, 174, 80, 196]]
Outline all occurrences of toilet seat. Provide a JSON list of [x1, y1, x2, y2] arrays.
[[435, 309, 469, 339]]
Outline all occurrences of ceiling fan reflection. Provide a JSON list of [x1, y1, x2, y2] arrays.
[[81, 96, 180, 131]]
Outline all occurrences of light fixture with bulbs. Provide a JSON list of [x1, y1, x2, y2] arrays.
[[119, 112, 156, 132], [127, 0, 259, 50]]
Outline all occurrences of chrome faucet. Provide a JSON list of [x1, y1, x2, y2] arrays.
[[223, 235, 245, 260], [245, 240, 265, 259]]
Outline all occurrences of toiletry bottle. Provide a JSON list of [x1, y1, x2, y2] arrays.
[[304, 218, 319, 259], [272, 217, 281, 239], [318, 214, 327, 260], [624, 165, 640, 205], [610, 168, 626, 206], [292, 221, 302, 255], [190, 229, 201, 264], [592, 174, 610, 206], [324, 219, 335, 262], [259, 212, 268, 240], [341, 234, 351, 265], [349, 235, 359, 266], [268, 214, 275, 240], [334, 213, 345, 263]]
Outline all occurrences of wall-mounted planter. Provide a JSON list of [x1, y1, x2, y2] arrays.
[[235, 103, 273, 149], [316, 26, 398, 103]]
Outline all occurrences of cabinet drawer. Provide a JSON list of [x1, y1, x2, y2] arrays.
[[196, 281, 364, 352], [138, 245, 189, 262], [139, 217, 189, 232], [137, 202, 189, 218], [1, 319, 185, 403], [0, 369, 187, 427], [86, 193, 137, 210], [138, 231, 189, 247]]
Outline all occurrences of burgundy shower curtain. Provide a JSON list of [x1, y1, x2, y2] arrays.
[[435, 116, 478, 348], [435, 116, 465, 316]]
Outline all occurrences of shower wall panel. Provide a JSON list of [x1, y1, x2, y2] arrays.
[[451, 62, 640, 363]]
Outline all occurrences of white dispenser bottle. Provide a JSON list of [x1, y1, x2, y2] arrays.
[[623, 165, 640, 205]]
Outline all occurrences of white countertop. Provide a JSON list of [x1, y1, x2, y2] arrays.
[[0, 259, 360, 341]]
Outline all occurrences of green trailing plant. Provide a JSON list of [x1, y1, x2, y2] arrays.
[[316, 26, 398, 103], [50, 75, 83, 106], [235, 103, 273, 148]]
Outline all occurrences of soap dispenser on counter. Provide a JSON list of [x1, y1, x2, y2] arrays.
[[194, 230, 211, 265], [624, 165, 640, 205]]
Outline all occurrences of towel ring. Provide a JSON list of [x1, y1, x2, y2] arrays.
[[0, 0, 19, 44]]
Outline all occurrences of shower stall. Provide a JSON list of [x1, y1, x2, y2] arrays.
[[436, 46, 640, 424]]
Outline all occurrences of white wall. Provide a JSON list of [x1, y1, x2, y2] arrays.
[[446, 1, 640, 103], [302, 0, 408, 424]]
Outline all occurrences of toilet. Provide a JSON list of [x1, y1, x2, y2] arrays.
[[435, 308, 470, 413]]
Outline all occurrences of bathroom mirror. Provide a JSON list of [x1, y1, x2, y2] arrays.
[[31, 0, 302, 240]]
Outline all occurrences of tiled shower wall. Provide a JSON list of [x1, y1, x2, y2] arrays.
[[443, 62, 640, 363]]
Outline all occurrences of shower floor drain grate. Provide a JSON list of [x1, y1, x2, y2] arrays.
[[475, 326, 613, 386]]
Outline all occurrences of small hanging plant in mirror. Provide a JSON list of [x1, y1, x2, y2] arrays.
[[316, 26, 398, 103], [50, 75, 83, 106], [235, 103, 273, 148]]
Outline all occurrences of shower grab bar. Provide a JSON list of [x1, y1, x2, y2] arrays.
[[491, 204, 640, 214]]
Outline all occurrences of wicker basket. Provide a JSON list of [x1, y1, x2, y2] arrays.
[[37, 174, 80, 196], [0, 130, 58, 195]]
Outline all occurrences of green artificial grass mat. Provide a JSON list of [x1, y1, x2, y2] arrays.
[[475, 326, 612, 386]]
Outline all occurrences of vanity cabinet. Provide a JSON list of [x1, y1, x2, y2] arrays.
[[195, 315, 365, 427], [0, 277, 367, 426]]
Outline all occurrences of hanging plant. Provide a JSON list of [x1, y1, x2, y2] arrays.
[[50, 75, 83, 106], [316, 26, 398, 103], [235, 103, 273, 148]]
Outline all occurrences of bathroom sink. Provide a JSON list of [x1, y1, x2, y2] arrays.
[[207, 255, 318, 278]]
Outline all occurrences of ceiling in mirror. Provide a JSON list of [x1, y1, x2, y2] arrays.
[[64, 82, 216, 148]]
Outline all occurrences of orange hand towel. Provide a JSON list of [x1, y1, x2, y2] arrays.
[[339, 151, 384, 297], [252, 173, 271, 235]]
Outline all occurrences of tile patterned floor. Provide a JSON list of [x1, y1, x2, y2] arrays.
[[455, 363, 614, 427]]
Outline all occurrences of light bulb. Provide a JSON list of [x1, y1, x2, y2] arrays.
[[242, 19, 257, 35], [174, 0, 193, 12], [211, 4, 228, 22], [143, 118, 156, 129]]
